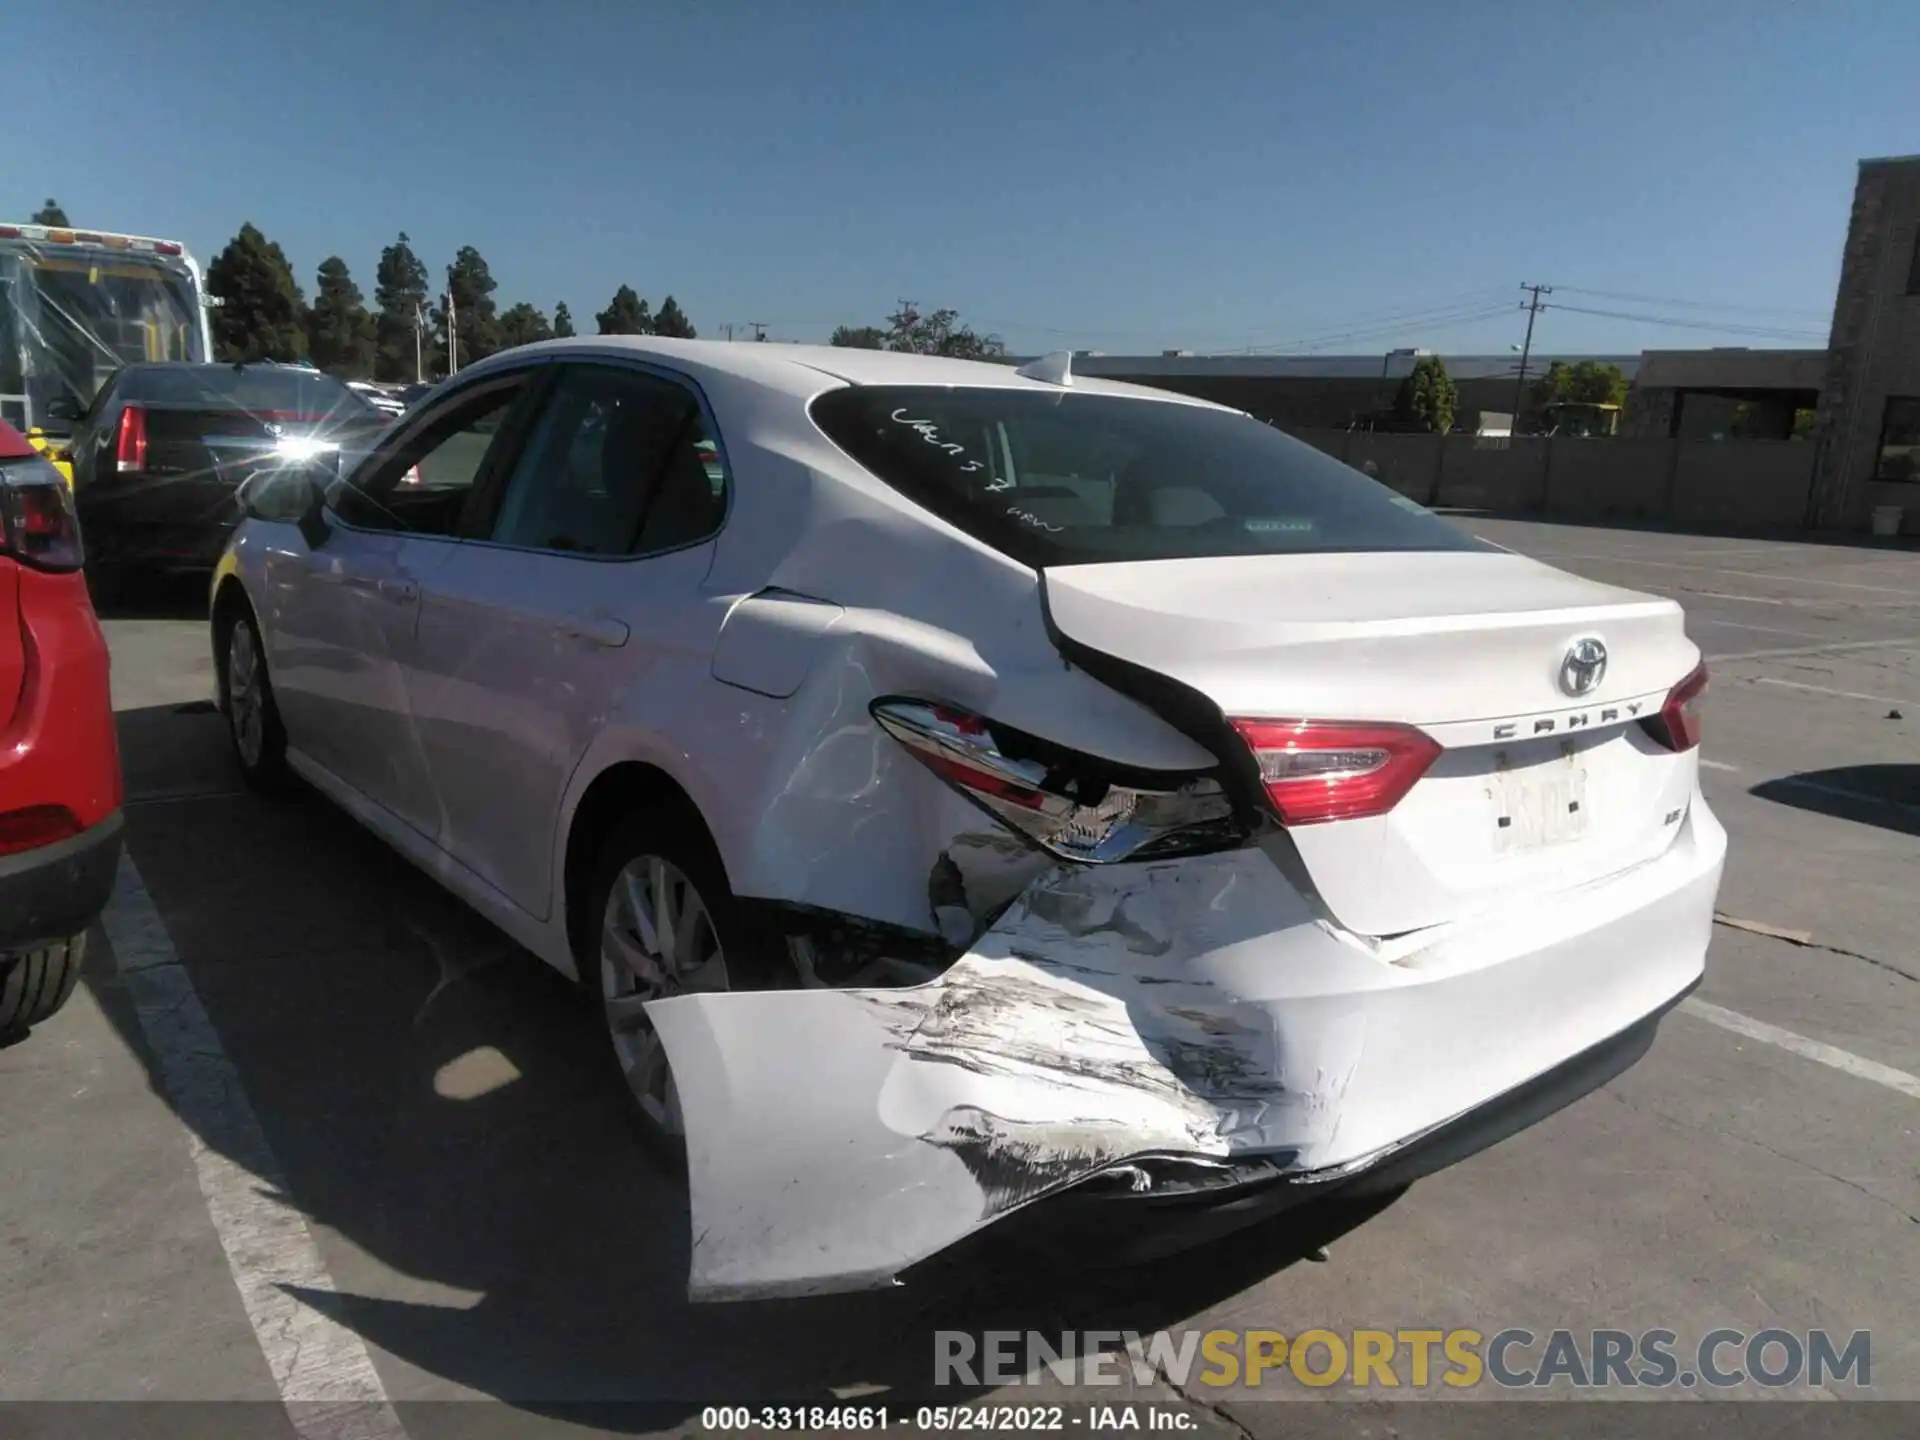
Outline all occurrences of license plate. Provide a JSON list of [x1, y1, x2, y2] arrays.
[[1490, 763, 1589, 854]]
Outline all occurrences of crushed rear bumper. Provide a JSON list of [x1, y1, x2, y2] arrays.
[[648, 800, 1726, 1302]]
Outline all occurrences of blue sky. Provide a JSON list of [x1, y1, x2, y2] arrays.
[[5, 0, 1914, 356]]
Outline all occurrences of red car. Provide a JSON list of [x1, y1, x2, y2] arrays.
[[0, 418, 122, 1038]]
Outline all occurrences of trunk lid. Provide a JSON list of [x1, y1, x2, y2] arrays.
[[1044, 549, 1702, 935]]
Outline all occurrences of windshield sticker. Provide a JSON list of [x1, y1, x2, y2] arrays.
[[1242, 517, 1317, 533]]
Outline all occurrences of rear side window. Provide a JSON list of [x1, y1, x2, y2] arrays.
[[808, 386, 1488, 567]]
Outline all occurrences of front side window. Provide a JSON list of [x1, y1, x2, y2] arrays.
[[1875, 397, 1920, 482], [329, 377, 526, 536], [808, 386, 1488, 568], [488, 365, 726, 555]]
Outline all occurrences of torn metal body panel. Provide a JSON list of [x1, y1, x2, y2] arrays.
[[649, 797, 1724, 1302]]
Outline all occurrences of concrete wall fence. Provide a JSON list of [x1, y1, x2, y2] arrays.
[[1293, 428, 1817, 531]]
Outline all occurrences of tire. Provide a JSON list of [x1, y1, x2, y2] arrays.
[[0, 934, 86, 1040], [219, 605, 294, 793], [582, 807, 795, 1167]]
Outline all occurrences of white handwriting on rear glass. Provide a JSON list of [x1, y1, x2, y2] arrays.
[[890, 408, 985, 473], [1005, 505, 1063, 532]]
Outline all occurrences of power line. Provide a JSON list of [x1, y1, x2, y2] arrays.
[[1245, 301, 1520, 354], [1551, 285, 1829, 321], [1543, 300, 1826, 342]]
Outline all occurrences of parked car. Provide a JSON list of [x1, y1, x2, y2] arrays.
[[207, 338, 1723, 1303], [0, 419, 122, 1038], [60, 362, 391, 597]]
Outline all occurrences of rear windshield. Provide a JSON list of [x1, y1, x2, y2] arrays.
[[130, 366, 372, 417], [809, 385, 1488, 567]]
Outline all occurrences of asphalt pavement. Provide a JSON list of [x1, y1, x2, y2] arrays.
[[2, 519, 1916, 1437]]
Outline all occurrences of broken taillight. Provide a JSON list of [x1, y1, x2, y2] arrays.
[[1642, 662, 1708, 753], [1229, 718, 1442, 826], [872, 697, 1243, 863]]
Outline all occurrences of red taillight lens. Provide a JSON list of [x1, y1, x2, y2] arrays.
[[0, 456, 85, 570], [0, 805, 83, 857], [115, 404, 148, 473], [1646, 662, 1708, 752], [1229, 719, 1442, 825]]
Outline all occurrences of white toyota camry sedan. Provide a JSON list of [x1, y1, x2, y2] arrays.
[[209, 337, 1724, 1302]]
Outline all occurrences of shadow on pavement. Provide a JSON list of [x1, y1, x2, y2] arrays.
[[87, 568, 210, 621], [88, 701, 1406, 1427], [1752, 765, 1920, 838]]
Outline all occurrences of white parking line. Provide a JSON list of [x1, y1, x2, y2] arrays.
[[1680, 999, 1920, 1102], [1755, 676, 1914, 706], [1708, 636, 1920, 663], [1771, 775, 1920, 823], [1549, 551, 1920, 597], [1699, 758, 1740, 772], [99, 856, 409, 1440]]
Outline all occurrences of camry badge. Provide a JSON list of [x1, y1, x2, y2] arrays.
[[1559, 637, 1608, 697]]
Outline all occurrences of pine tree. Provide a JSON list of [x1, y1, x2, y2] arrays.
[[433, 246, 501, 371], [205, 223, 308, 363], [552, 302, 577, 338], [307, 257, 376, 377], [30, 199, 69, 226], [652, 295, 696, 339], [596, 285, 652, 335], [373, 233, 429, 382], [497, 302, 553, 351]]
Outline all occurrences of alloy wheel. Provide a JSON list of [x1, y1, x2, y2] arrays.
[[599, 854, 731, 1134], [228, 620, 266, 769]]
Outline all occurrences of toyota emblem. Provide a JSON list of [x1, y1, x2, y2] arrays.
[[1559, 637, 1608, 697]]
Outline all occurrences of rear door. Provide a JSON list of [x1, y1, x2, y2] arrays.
[[262, 371, 539, 838], [404, 360, 729, 917]]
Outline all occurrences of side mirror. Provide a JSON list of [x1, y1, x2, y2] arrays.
[[43, 395, 84, 423], [238, 468, 332, 547]]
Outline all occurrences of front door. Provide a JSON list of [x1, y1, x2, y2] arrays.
[[264, 371, 537, 839], [405, 361, 730, 917]]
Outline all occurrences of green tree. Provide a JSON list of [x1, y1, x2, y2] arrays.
[[497, 302, 553, 351], [596, 285, 652, 335], [552, 301, 577, 338], [1394, 355, 1457, 434], [652, 295, 696, 339], [206, 222, 308, 363], [1524, 359, 1628, 431], [30, 198, 69, 226], [372, 232, 429, 381], [306, 257, 376, 377], [830, 324, 887, 349], [433, 246, 501, 371], [882, 303, 1004, 358]]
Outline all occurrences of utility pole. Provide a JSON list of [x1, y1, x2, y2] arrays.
[[412, 301, 426, 383], [1512, 283, 1551, 433], [748, 322, 767, 342], [445, 290, 459, 375]]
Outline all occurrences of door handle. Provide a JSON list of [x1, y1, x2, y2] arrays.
[[559, 613, 630, 648], [377, 578, 419, 604]]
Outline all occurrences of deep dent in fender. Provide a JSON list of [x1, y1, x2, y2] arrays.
[[644, 849, 1369, 1302]]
